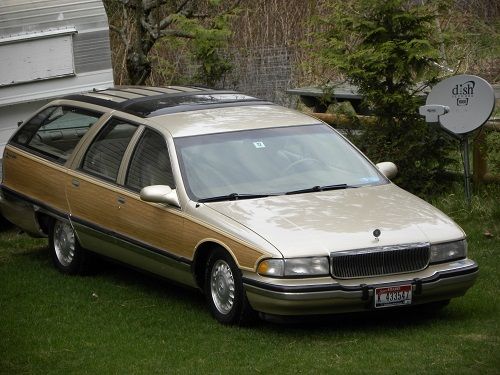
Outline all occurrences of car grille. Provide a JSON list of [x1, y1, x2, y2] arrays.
[[330, 243, 430, 279]]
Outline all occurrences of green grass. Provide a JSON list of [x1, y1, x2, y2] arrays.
[[1, 185, 499, 374]]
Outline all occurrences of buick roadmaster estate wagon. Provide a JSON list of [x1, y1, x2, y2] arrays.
[[0, 86, 478, 324]]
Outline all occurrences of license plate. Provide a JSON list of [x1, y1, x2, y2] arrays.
[[374, 285, 412, 308]]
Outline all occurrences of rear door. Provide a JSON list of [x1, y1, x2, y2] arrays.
[[66, 117, 139, 249]]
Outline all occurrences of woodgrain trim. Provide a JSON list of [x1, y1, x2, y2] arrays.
[[70, 215, 191, 264], [182, 216, 273, 271], [3, 146, 70, 214]]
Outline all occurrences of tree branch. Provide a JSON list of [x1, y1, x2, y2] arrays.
[[159, 28, 195, 39], [109, 23, 129, 47], [176, 0, 191, 14], [158, 14, 177, 30], [141, 16, 159, 39], [116, 0, 137, 9]]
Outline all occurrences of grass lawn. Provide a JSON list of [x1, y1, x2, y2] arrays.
[[0, 185, 499, 374]]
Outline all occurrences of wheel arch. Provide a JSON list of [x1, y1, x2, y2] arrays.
[[34, 211, 52, 235], [192, 239, 239, 291], [35, 210, 71, 236]]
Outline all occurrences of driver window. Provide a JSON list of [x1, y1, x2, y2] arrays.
[[125, 129, 175, 191]]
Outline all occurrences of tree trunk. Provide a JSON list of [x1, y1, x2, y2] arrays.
[[126, 0, 154, 85]]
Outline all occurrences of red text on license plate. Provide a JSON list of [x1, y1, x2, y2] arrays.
[[374, 285, 412, 308]]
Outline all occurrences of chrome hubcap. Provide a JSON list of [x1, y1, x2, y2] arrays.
[[210, 259, 235, 315], [53, 221, 76, 267]]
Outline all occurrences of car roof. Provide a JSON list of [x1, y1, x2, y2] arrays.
[[64, 86, 270, 117], [149, 104, 319, 138], [64, 86, 319, 137]]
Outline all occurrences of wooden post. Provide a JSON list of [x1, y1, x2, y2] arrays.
[[472, 130, 487, 187]]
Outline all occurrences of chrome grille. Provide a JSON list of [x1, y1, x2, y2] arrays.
[[330, 243, 430, 279]]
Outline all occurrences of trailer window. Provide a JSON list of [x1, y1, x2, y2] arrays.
[[12, 106, 101, 164]]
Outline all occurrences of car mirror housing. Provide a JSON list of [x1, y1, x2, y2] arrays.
[[376, 162, 398, 180], [140, 185, 180, 208]]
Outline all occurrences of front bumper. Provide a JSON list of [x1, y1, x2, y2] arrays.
[[243, 259, 478, 316]]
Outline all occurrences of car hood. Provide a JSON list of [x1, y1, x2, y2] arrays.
[[205, 184, 464, 258]]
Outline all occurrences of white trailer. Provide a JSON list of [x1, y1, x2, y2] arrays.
[[0, 0, 114, 155]]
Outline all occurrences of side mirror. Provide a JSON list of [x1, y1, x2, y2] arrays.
[[376, 162, 398, 180], [140, 185, 180, 208]]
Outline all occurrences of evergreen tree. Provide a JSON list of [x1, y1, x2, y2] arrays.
[[315, 0, 454, 196]]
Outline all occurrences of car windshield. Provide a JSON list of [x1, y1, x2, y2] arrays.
[[174, 124, 386, 201]]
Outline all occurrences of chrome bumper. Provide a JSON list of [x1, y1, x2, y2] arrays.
[[243, 259, 479, 316]]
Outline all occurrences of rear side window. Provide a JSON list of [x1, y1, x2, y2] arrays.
[[81, 119, 138, 182], [12, 106, 101, 163], [125, 129, 175, 191]]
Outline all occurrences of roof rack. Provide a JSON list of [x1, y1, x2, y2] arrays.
[[63, 86, 272, 118]]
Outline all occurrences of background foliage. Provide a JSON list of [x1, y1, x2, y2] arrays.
[[312, 0, 456, 195]]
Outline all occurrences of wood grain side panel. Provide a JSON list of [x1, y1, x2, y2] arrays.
[[3, 147, 69, 213], [182, 219, 267, 271], [65, 174, 120, 231], [116, 194, 184, 258], [114, 194, 266, 271]]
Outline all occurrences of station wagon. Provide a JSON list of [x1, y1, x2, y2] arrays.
[[0, 86, 478, 324]]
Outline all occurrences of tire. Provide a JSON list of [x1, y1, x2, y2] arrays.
[[204, 248, 256, 325], [49, 219, 91, 275]]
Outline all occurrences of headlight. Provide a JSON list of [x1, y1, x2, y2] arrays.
[[258, 257, 330, 277], [430, 240, 467, 263]]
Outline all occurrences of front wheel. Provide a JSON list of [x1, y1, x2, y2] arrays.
[[49, 219, 91, 275], [205, 249, 255, 325]]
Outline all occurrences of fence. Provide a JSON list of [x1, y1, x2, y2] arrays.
[[219, 46, 299, 107]]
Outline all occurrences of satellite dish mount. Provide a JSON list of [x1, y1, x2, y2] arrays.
[[420, 75, 495, 204]]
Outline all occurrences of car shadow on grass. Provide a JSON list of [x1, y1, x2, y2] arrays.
[[86, 253, 208, 313], [257, 301, 472, 334], [11, 240, 208, 315], [14, 238, 471, 332]]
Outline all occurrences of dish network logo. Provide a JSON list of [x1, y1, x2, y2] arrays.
[[452, 80, 475, 106]]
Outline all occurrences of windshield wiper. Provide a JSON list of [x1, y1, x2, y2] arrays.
[[285, 184, 354, 195], [198, 193, 271, 203], [199, 184, 356, 202]]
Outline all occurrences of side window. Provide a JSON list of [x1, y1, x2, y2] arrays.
[[126, 129, 175, 191], [82, 119, 138, 182], [11, 106, 101, 163]]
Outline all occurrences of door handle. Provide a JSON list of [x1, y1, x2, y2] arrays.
[[117, 196, 126, 205], [71, 178, 80, 187]]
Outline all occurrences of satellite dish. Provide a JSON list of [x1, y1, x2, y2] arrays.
[[426, 74, 495, 135]]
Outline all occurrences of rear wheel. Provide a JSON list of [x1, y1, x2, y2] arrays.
[[49, 219, 90, 275], [205, 248, 255, 325]]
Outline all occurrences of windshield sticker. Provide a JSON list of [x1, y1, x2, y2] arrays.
[[253, 141, 266, 148], [360, 176, 379, 183]]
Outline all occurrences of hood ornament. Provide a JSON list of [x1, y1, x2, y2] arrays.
[[373, 229, 381, 242]]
